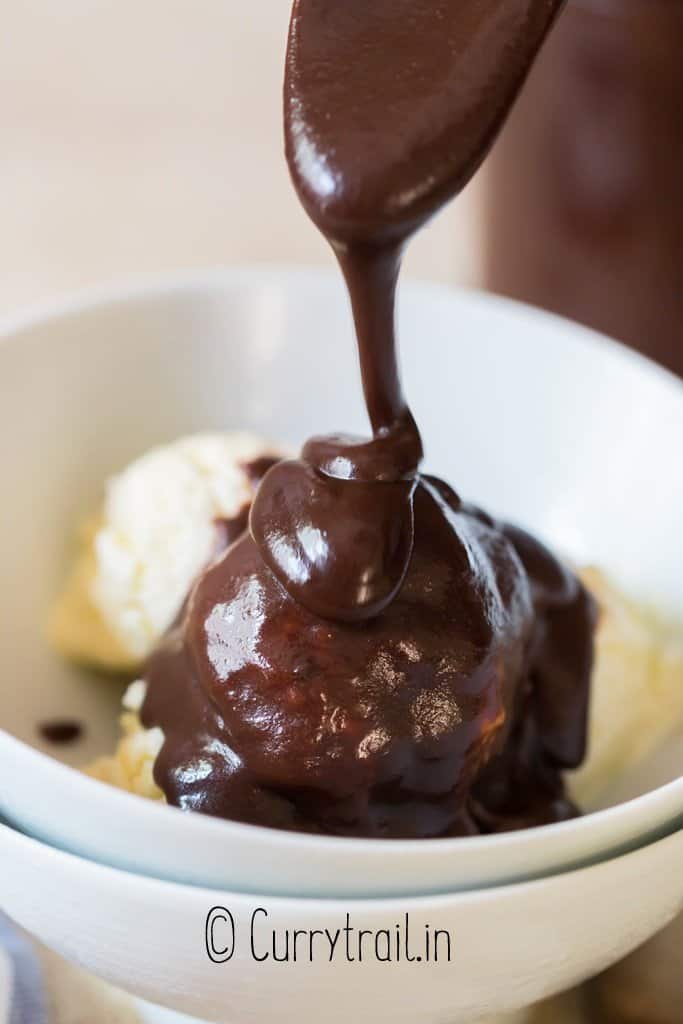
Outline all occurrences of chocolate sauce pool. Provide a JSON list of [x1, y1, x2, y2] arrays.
[[39, 719, 83, 746], [141, 0, 597, 837]]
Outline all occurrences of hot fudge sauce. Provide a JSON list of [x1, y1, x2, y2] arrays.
[[141, 0, 596, 838], [39, 719, 84, 746]]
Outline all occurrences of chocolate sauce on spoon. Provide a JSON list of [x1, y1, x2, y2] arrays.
[[252, 0, 567, 622], [141, 0, 596, 838]]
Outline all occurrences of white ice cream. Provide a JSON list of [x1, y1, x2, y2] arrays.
[[569, 567, 683, 807], [49, 431, 282, 671]]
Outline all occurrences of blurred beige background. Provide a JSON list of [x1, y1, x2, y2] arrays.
[[0, 0, 482, 318]]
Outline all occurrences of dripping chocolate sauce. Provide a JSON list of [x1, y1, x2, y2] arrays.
[[213, 456, 282, 552], [142, 0, 597, 838]]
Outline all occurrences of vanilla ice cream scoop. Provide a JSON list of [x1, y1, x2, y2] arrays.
[[49, 432, 282, 671], [570, 567, 683, 807]]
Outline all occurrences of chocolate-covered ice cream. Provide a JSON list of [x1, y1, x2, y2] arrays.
[[141, 0, 596, 837]]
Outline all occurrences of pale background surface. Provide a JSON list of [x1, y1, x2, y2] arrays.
[[0, 0, 482, 319]]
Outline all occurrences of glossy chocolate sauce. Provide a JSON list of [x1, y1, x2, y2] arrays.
[[39, 719, 83, 745], [141, 0, 596, 838], [213, 457, 282, 552]]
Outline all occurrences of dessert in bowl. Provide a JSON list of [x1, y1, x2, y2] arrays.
[[0, 268, 681, 900], [1, 0, 681, 891], [6, 0, 678, 873]]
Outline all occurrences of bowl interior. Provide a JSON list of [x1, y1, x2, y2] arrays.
[[0, 267, 681, 896]]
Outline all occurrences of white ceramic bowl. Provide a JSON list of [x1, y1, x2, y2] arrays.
[[1, 820, 681, 1023], [0, 267, 681, 898]]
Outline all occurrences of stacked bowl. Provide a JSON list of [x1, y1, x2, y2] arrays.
[[1, 269, 682, 1023]]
